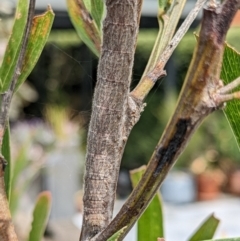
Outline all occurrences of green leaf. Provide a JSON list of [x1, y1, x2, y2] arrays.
[[90, 0, 104, 30], [9, 140, 30, 214], [188, 214, 220, 241], [130, 166, 164, 241], [27, 191, 52, 241], [143, 0, 186, 75], [2, 124, 12, 201], [15, 6, 55, 91], [159, 0, 173, 15], [67, 0, 101, 56], [107, 227, 127, 241], [0, 0, 29, 92], [83, 0, 91, 12], [221, 44, 240, 149]]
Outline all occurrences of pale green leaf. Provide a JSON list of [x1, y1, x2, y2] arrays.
[[144, 0, 186, 75], [9, 140, 31, 214], [27, 191, 52, 241], [107, 227, 127, 241], [83, 0, 91, 12], [188, 214, 219, 241], [130, 166, 164, 241]]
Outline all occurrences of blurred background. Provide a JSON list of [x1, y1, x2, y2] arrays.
[[1, 0, 240, 240]]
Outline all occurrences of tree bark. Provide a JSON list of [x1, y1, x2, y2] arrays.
[[80, 1, 142, 239], [92, 0, 240, 240]]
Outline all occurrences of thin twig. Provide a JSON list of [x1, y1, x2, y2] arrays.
[[131, 0, 207, 100], [219, 77, 240, 94]]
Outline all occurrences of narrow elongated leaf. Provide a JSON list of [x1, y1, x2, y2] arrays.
[[9, 140, 30, 214], [107, 227, 127, 241], [0, 0, 29, 92], [67, 0, 101, 56], [15, 6, 54, 91], [91, 0, 104, 30], [188, 214, 220, 241], [81, 0, 104, 29], [27, 191, 51, 241], [2, 124, 11, 201], [143, 0, 186, 75], [130, 166, 164, 241], [221, 44, 240, 149]]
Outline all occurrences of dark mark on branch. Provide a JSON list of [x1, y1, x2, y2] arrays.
[[154, 118, 191, 176]]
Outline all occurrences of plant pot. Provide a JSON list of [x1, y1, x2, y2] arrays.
[[196, 170, 224, 200], [228, 169, 240, 195]]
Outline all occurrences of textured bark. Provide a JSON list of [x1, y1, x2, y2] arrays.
[[80, 1, 141, 240], [93, 0, 240, 240]]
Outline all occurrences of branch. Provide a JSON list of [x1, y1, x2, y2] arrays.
[[80, 1, 142, 240], [93, 0, 240, 240], [131, 0, 207, 101], [0, 1, 35, 240]]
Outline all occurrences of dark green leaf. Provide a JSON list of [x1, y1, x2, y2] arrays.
[[188, 214, 220, 241], [27, 191, 51, 241], [130, 166, 164, 241], [0, 0, 29, 92], [221, 44, 240, 150]]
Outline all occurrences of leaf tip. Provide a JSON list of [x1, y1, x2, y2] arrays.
[[47, 4, 55, 16], [38, 191, 52, 201]]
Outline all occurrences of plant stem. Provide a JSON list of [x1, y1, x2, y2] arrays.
[[93, 0, 240, 240], [80, 1, 142, 240]]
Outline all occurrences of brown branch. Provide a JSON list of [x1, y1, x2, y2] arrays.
[[0, 1, 36, 240], [93, 0, 240, 240], [80, 1, 142, 240]]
